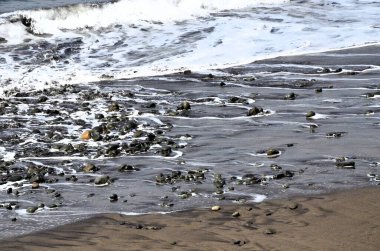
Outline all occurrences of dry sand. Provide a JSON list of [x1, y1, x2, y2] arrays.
[[1, 187, 379, 251]]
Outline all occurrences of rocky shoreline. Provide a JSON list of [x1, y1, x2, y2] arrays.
[[1, 44, 380, 238]]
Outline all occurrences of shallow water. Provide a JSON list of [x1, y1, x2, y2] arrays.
[[0, 45, 380, 238], [0, 0, 379, 240]]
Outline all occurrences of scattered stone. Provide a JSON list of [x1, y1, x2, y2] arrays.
[[247, 106, 263, 116], [288, 202, 298, 210], [306, 111, 316, 118], [160, 146, 172, 157], [94, 175, 110, 185], [109, 194, 118, 202], [336, 161, 356, 169], [211, 206, 221, 211], [177, 101, 191, 110], [108, 102, 120, 112], [232, 211, 240, 217], [264, 228, 276, 235], [80, 130, 91, 140], [266, 148, 280, 156], [31, 182, 40, 189], [326, 132, 345, 138], [83, 163, 98, 173], [26, 206, 38, 214], [8, 175, 23, 182], [284, 92, 296, 100]]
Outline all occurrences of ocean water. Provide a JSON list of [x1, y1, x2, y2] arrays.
[[0, 0, 379, 238], [0, 0, 379, 93]]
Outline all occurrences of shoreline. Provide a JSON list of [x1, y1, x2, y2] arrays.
[[1, 186, 379, 250]]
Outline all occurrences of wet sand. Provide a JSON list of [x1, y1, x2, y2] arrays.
[[1, 186, 379, 251]]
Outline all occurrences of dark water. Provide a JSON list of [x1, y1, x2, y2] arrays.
[[0, 45, 379, 238], [0, 0, 113, 14]]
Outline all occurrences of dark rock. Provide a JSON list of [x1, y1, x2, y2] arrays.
[[306, 111, 316, 118], [83, 163, 98, 173], [37, 96, 48, 103], [94, 175, 109, 185], [315, 87, 323, 93], [177, 101, 191, 110], [247, 106, 263, 116], [109, 194, 118, 202], [183, 70, 191, 75], [0, 37, 7, 43], [284, 93, 296, 100], [266, 148, 280, 156], [26, 206, 38, 214], [7, 175, 23, 182], [336, 161, 355, 169], [264, 228, 276, 235], [108, 102, 120, 112], [160, 146, 172, 157], [29, 174, 45, 183]]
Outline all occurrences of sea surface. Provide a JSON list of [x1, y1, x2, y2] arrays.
[[0, 0, 379, 238]]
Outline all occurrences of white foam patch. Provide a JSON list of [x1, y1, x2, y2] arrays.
[[0, 0, 379, 94]]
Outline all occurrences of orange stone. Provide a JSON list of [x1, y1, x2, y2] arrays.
[[80, 130, 91, 140]]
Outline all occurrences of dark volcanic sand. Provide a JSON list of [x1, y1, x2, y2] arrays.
[[0, 45, 379, 238]]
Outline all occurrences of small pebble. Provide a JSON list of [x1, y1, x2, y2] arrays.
[[232, 211, 240, 217], [211, 206, 221, 211]]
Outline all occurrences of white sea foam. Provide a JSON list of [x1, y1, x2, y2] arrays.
[[0, 0, 379, 94]]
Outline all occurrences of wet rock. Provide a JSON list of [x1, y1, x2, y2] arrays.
[[213, 174, 226, 188], [7, 188, 12, 194], [284, 92, 296, 100], [80, 130, 91, 140], [183, 70, 192, 75], [306, 111, 316, 118], [118, 165, 139, 172], [326, 132, 345, 138], [94, 175, 110, 185], [29, 174, 45, 183], [270, 164, 282, 171], [336, 161, 355, 169], [266, 148, 280, 156], [106, 144, 120, 157], [264, 228, 276, 235], [247, 106, 263, 116], [177, 101, 191, 110], [26, 206, 38, 214], [37, 96, 48, 103], [232, 211, 240, 217], [7, 175, 23, 182], [220, 82, 226, 87], [109, 194, 118, 202], [31, 182, 40, 189], [95, 113, 105, 120], [0, 37, 7, 43], [211, 206, 221, 211], [90, 130, 103, 141], [160, 146, 172, 157], [83, 163, 98, 173], [288, 202, 298, 210], [315, 87, 323, 93], [229, 96, 246, 103], [108, 102, 120, 112]]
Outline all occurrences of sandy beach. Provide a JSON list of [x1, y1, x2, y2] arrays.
[[1, 186, 379, 251]]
